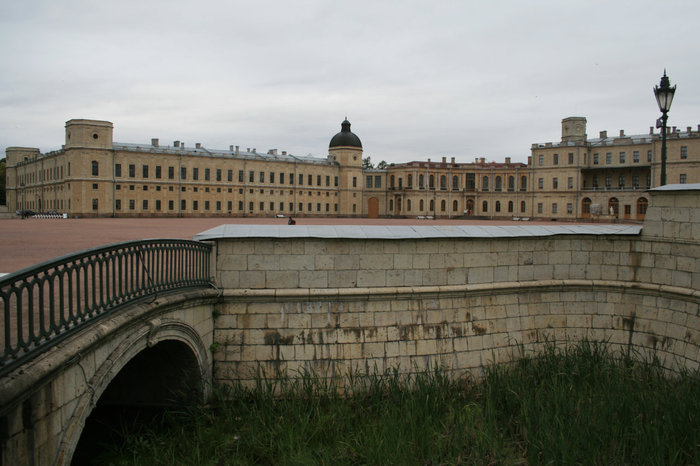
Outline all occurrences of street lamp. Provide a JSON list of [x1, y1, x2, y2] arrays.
[[653, 70, 676, 186]]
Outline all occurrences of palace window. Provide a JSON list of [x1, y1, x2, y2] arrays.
[[91, 161, 99, 176]]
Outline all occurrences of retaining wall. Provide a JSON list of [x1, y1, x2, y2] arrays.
[[204, 186, 700, 386]]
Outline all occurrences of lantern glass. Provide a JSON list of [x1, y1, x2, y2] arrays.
[[654, 73, 676, 113]]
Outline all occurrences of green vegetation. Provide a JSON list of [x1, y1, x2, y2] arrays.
[[97, 341, 699, 465]]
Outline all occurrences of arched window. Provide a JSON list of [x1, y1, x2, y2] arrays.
[[495, 176, 502, 191], [452, 175, 459, 190], [608, 197, 619, 216], [453, 200, 458, 211], [582, 197, 591, 216], [441, 200, 446, 211], [440, 175, 447, 190], [495, 201, 501, 212], [419, 174, 424, 188], [520, 176, 527, 191], [508, 201, 513, 213], [407, 199, 412, 211], [520, 201, 526, 213], [420, 199, 424, 211], [390, 175, 395, 188], [482, 200, 488, 212], [508, 176, 515, 191], [482, 176, 489, 191], [636, 197, 648, 218], [407, 174, 413, 188], [429, 199, 434, 211]]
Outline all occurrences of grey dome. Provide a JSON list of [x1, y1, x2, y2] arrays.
[[329, 119, 362, 149]]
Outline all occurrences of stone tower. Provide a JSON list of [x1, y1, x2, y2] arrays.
[[561, 117, 587, 144]]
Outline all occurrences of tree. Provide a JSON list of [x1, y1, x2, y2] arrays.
[[377, 160, 388, 170], [362, 157, 374, 169]]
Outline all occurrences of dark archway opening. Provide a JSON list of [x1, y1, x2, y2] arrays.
[[71, 340, 203, 465]]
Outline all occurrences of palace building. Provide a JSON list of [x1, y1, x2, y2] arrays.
[[4, 117, 700, 220]]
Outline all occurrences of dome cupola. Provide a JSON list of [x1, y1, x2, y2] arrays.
[[329, 119, 362, 149]]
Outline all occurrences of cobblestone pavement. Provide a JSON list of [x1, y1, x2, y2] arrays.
[[0, 216, 590, 274]]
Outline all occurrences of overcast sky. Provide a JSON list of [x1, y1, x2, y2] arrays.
[[1, 0, 698, 164]]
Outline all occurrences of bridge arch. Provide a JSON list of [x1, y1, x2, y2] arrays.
[[58, 318, 212, 464]]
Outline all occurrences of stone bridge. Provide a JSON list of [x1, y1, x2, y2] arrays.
[[1, 185, 699, 465]]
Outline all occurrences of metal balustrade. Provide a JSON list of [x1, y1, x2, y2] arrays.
[[0, 239, 212, 376]]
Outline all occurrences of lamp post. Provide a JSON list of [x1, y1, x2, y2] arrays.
[[653, 70, 676, 186]]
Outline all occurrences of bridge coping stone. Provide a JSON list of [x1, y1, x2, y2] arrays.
[[194, 223, 643, 241]]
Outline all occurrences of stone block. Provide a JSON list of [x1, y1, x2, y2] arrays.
[[360, 253, 393, 270], [299, 270, 328, 288], [357, 270, 386, 287], [328, 270, 357, 288], [280, 254, 315, 271], [265, 271, 299, 289], [467, 267, 493, 284], [334, 254, 359, 270], [239, 271, 265, 288]]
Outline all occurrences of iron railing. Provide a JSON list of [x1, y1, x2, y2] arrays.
[[0, 239, 212, 376]]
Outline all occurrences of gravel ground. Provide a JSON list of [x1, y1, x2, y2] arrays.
[[0, 216, 581, 274]]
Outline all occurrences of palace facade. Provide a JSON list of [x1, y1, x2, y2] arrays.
[[5, 117, 700, 220]]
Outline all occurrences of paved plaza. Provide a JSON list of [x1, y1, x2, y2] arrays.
[[0, 216, 607, 274]]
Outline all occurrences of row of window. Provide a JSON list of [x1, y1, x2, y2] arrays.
[[109, 199, 340, 213], [538, 146, 689, 167], [581, 197, 648, 217], [538, 153, 577, 166], [110, 163, 341, 187], [388, 198, 530, 215], [383, 174, 528, 192]]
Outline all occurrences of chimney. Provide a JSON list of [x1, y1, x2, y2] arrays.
[[672, 126, 677, 133], [151, 138, 159, 147], [235, 145, 239, 154], [475, 157, 479, 163], [441, 156, 446, 164], [650, 127, 654, 135], [180, 142, 185, 149], [174, 140, 180, 148], [619, 130, 625, 137], [229, 145, 234, 151], [195, 143, 201, 149], [247, 148, 250, 153], [451, 157, 455, 164], [480, 157, 485, 164], [505, 157, 511, 164], [282, 151, 287, 155], [600, 130, 607, 138], [687, 126, 692, 133]]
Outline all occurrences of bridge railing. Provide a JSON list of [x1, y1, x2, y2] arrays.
[[0, 239, 212, 376]]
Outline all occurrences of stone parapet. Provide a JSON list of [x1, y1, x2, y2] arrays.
[[206, 190, 700, 387]]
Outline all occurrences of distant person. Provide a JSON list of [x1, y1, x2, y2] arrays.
[[288, 217, 296, 225]]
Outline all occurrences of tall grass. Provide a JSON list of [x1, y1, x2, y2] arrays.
[[96, 341, 699, 465]]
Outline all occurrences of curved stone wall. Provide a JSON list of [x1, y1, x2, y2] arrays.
[[209, 187, 700, 386]]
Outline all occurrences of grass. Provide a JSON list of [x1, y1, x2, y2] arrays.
[[95, 341, 699, 465]]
